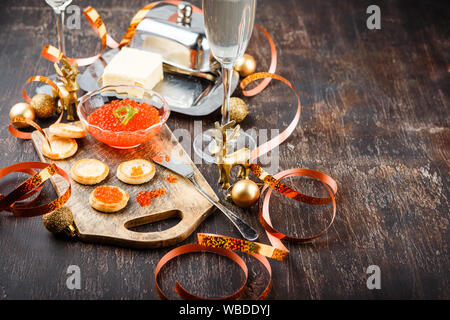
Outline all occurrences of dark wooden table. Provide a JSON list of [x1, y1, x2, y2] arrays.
[[0, 0, 448, 300]]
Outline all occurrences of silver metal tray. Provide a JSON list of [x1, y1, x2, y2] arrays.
[[77, 49, 238, 116]]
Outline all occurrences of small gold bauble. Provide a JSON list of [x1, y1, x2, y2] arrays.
[[234, 54, 257, 77], [229, 97, 249, 123], [231, 179, 261, 208], [9, 102, 35, 128], [30, 93, 57, 119], [42, 206, 77, 237]]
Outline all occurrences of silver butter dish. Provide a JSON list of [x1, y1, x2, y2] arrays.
[[77, 49, 239, 116], [131, 1, 219, 76]]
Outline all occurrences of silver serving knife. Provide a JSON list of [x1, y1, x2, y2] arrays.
[[152, 155, 259, 241]]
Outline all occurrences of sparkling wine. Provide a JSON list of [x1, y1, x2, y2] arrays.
[[203, 0, 257, 66]]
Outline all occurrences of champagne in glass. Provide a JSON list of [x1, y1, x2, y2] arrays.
[[203, 0, 256, 65], [203, 0, 256, 124], [45, 0, 73, 55], [194, 0, 257, 163]]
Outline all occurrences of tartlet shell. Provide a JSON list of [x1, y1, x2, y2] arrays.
[[42, 136, 78, 160], [116, 159, 156, 185], [49, 123, 86, 139], [71, 158, 109, 185]]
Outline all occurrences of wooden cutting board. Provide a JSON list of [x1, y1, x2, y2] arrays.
[[31, 122, 217, 249]]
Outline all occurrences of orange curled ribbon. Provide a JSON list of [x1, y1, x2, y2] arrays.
[[251, 165, 337, 249], [9, 116, 53, 150], [21, 75, 62, 104], [240, 72, 338, 247], [9, 75, 64, 143], [41, 6, 119, 66], [241, 26, 278, 97], [197, 233, 288, 261], [0, 162, 71, 217], [241, 72, 302, 162], [155, 241, 272, 300]]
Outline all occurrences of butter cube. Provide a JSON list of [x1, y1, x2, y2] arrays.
[[102, 47, 164, 97]]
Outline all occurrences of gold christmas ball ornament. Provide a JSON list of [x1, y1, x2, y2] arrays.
[[42, 206, 77, 237], [9, 102, 35, 128], [231, 179, 261, 208], [234, 54, 257, 77], [30, 93, 57, 119], [229, 97, 249, 123]]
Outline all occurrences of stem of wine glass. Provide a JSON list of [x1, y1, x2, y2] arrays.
[[221, 64, 234, 125], [54, 8, 66, 55]]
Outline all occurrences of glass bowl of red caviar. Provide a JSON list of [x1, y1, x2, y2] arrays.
[[78, 85, 170, 149]]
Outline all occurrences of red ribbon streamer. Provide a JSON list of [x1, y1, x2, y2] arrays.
[[253, 166, 337, 251], [241, 72, 301, 162], [241, 26, 278, 97], [239, 71, 338, 251], [9, 75, 64, 141], [197, 232, 288, 261], [154, 242, 272, 300], [0, 162, 71, 217], [40, 7, 119, 67]]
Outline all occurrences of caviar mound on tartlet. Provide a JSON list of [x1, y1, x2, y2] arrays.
[[116, 159, 156, 185], [89, 185, 129, 213]]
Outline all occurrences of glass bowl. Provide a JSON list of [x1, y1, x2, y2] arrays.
[[78, 85, 170, 149]]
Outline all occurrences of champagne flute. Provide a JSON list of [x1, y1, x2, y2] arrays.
[[194, 0, 257, 163], [36, 1, 72, 98], [45, 0, 73, 55]]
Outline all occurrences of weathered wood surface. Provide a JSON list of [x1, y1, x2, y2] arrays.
[[31, 122, 216, 249], [0, 0, 448, 299]]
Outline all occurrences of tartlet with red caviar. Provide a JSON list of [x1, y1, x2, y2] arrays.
[[89, 185, 129, 213]]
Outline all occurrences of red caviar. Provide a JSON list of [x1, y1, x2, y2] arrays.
[[136, 188, 166, 207], [87, 99, 161, 148], [136, 191, 152, 207], [167, 175, 178, 183], [131, 166, 144, 176], [93, 186, 123, 204], [154, 155, 170, 163], [150, 188, 166, 198], [88, 99, 160, 131]]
